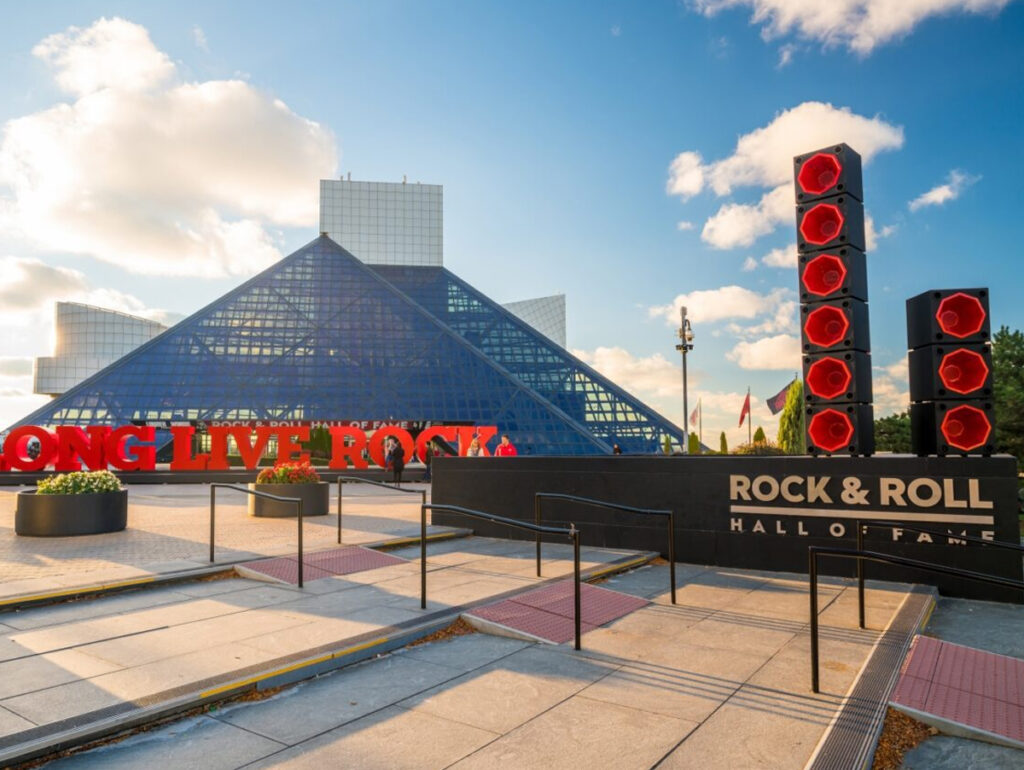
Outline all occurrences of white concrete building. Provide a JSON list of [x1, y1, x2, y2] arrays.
[[34, 303, 167, 396]]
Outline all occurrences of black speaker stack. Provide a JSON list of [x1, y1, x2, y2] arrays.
[[794, 144, 874, 455]]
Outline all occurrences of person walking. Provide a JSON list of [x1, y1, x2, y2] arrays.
[[494, 434, 518, 457]]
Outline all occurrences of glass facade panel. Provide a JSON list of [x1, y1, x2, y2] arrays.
[[11, 237, 683, 455]]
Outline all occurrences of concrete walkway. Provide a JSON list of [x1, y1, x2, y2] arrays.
[[0, 483, 441, 600], [32, 561, 924, 769], [0, 534, 639, 765]]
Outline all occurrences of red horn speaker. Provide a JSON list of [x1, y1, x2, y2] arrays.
[[906, 288, 995, 456]]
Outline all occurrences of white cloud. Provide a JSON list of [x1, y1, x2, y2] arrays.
[[32, 17, 174, 96], [909, 169, 981, 212], [649, 285, 791, 325], [666, 102, 903, 250], [761, 243, 796, 268], [572, 346, 682, 400], [0, 358, 32, 377], [0, 17, 338, 277], [701, 183, 790, 249], [571, 344, 770, 448], [873, 356, 910, 416], [741, 256, 758, 271], [691, 0, 1012, 55], [725, 299, 798, 337], [192, 25, 209, 52], [676, 220, 695, 231], [726, 333, 801, 370], [666, 152, 705, 198], [0, 256, 177, 328], [668, 102, 903, 198], [777, 43, 796, 67]]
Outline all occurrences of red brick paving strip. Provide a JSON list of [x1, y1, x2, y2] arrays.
[[467, 580, 647, 643], [891, 634, 1024, 744]]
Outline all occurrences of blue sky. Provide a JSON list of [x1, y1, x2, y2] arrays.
[[0, 0, 1021, 444]]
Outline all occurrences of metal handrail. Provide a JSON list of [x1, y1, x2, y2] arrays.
[[209, 483, 305, 586], [808, 545, 1024, 693], [535, 493, 676, 605], [421, 503, 583, 650], [855, 519, 1024, 629], [335, 476, 426, 545]]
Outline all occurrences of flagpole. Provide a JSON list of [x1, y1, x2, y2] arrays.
[[699, 399, 703, 444], [747, 387, 752, 444]]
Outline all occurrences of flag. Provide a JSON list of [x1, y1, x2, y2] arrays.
[[738, 390, 751, 428], [689, 405, 699, 427], [766, 378, 796, 416]]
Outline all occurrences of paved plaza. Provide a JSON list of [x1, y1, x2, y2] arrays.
[[0, 484, 1020, 768]]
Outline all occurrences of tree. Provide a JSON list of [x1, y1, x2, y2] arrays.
[[776, 380, 806, 454], [992, 326, 1024, 465], [663, 435, 672, 455], [752, 426, 767, 444], [874, 412, 911, 453], [688, 433, 701, 454], [719, 431, 728, 454]]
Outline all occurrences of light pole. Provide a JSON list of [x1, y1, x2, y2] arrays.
[[675, 306, 694, 454]]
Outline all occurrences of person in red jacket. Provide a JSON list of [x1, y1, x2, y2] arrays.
[[494, 434, 518, 457]]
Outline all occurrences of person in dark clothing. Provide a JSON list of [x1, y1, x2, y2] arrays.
[[612, 443, 622, 455], [389, 440, 405, 485], [421, 440, 434, 483]]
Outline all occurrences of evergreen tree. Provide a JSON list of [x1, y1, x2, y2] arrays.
[[752, 426, 767, 444], [993, 326, 1024, 465], [719, 431, 728, 454], [688, 432, 701, 454], [874, 412, 911, 453], [777, 380, 806, 454], [662, 435, 672, 455]]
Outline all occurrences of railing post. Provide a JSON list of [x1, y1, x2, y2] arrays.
[[572, 526, 581, 651], [209, 485, 216, 563], [420, 503, 427, 609], [337, 478, 343, 545], [297, 498, 304, 588], [857, 520, 865, 629], [535, 495, 542, 577], [810, 547, 820, 694], [668, 512, 677, 605]]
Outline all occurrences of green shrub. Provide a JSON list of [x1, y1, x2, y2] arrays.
[[256, 462, 321, 484], [37, 470, 123, 495], [733, 441, 787, 456]]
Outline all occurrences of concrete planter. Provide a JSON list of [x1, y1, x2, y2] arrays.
[[15, 489, 128, 537], [247, 482, 329, 518]]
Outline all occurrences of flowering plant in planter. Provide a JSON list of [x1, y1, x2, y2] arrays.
[[255, 462, 321, 485], [37, 470, 123, 495]]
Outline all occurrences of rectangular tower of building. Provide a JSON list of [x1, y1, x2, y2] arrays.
[[319, 179, 443, 266]]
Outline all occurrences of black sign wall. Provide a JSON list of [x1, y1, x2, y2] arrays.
[[431, 454, 1021, 602]]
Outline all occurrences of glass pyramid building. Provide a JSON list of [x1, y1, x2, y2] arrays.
[[11, 236, 684, 455]]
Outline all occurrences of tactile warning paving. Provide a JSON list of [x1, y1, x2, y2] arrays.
[[467, 579, 647, 644], [891, 635, 1024, 745], [243, 558, 335, 584], [303, 546, 406, 574], [243, 546, 408, 585]]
